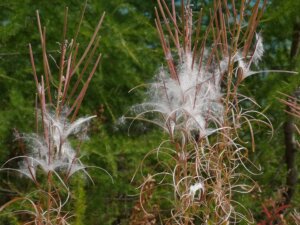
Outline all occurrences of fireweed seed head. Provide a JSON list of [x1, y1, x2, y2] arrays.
[[133, 53, 224, 138], [17, 109, 96, 178]]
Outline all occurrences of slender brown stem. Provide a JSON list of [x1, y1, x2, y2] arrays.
[[70, 54, 102, 121], [71, 12, 105, 76]]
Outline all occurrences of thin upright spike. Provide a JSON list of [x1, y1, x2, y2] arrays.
[[68, 37, 100, 103], [70, 54, 102, 121], [71, 12, 105, 76]]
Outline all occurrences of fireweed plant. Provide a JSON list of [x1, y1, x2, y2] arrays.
[[126, 0, 296, 224], [0, 4, 106, 224]]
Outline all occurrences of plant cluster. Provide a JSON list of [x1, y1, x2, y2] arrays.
[[1, 3, 105, 224], [130, 0, 277, 224], [0, 0, 299, 224]]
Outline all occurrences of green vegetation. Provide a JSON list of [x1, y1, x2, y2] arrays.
[[0, 0, 299, 224]]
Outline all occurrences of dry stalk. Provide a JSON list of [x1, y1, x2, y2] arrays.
[[1, 3, 105, 224], [130, 1, 271, 224], [130, 175, 158, 225]]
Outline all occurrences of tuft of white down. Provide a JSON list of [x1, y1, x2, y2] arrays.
[[252, 33, 264, 66], [189, 181, 205, 201], [19, 111, 96, 180], [43, 111, 96, 157], [235, 33, 265, 79], [136, 53, 224, 137]]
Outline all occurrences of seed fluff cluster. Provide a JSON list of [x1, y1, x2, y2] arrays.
[[16, 111, 96, 181], [134, 53, 226, 138]]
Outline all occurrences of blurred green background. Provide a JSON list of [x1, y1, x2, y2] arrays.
[[0, 0, 299, 224]]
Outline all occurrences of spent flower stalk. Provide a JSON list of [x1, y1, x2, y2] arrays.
[[129, 0, 274, 224], [1, 3, 105, 224]]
